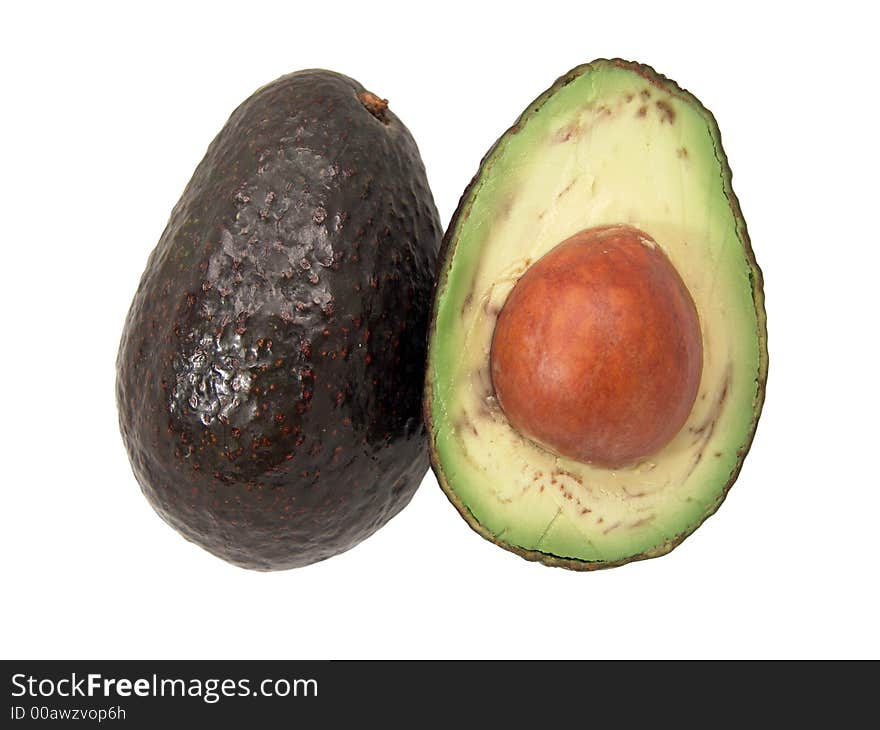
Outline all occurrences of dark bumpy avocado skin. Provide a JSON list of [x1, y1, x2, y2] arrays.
[[117, 70, 441, 570]]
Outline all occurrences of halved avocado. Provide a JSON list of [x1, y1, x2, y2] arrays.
[[424, 59, 767, 569]]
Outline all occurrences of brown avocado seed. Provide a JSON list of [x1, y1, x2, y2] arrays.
[[490, 225, 703, 469]]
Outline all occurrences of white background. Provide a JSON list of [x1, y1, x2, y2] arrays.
[[2, 1, 877, 659]]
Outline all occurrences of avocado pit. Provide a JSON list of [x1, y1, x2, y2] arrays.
[[490, 224, 702, 469]]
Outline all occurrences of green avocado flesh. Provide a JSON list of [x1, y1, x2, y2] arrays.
[[426, 60, 767, 569]]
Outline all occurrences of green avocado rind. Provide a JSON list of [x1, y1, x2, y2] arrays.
[[424, 59, 768, 570], [118, 70, 441, 570]]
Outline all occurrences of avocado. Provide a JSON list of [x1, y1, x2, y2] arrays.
[[425, 59, 767, 569], [117, 70, 441, 570]]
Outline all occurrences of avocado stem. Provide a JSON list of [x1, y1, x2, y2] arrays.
[[359, 91, 390, 122]]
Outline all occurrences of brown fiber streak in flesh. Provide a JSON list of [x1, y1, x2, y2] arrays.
[[683, 366, 733, 481], [655, 100, 675, 124]]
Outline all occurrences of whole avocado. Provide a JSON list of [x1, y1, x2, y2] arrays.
[[117, 70, 441, 570]]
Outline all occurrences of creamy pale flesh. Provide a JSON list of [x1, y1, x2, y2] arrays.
[[428, 62, 765, 563]]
